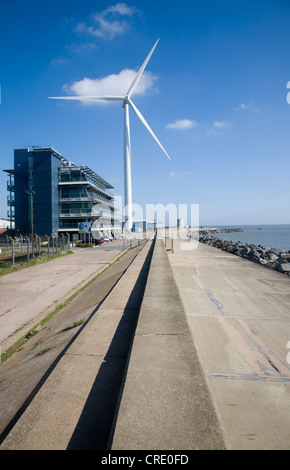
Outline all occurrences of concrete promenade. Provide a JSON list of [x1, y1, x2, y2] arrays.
[[1, 233, 290, 450], [167, 236, 290, 450], [0, 242, 126, 353]]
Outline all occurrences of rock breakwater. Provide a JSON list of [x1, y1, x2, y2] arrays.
[[194, 231, 290, 276], [200, 227, 245, 234]]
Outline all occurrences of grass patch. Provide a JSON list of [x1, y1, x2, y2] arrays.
[[74, 242, 94, 248], [36, 347, 51, 356], [0, 327, 42, 362], [59, 320, 84, 333], [0, 336, 28, 363]]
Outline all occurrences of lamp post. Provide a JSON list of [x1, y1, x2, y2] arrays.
[[26, 190, 35, 258]]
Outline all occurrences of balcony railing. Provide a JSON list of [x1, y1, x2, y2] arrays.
[[7, 182, 15, 191], [7, 210, 15, 219], [59, 197, 91, 202], [59, 210, 92, 218], [60, 196, 116, 211], [7, 196, 15, 206], [59, 209, 113, 219], [58, 180, 113, 199]]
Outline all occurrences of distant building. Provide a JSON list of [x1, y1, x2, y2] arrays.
[[3, 147, 119, 241], [0, 218, 12, 228], [0, 218, 12, 235], [130, 220, 157, 231]]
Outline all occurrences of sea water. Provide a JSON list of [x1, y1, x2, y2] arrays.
[[211, 225, 290, 252]]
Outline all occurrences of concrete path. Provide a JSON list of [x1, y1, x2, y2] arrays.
[[0, 241, 126, 353], [111, 239, 226, 450], [0, 240, 153, 450], [167, 236, 290, 450]]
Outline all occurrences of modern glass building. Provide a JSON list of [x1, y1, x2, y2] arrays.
[[4, 146, 119, 241]]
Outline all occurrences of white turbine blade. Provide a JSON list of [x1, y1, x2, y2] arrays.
[[126, 39, 159, 98], [128, 98, 171, 160], [48, 96, 124, 102]]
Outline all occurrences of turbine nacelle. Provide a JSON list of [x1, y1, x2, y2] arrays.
[[122, 96, 130, 108]]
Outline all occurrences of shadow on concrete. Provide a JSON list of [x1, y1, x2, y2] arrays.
[[66, 240, 155, 450]]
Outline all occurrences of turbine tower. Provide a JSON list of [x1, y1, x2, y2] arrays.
[[49, 39, 170, 231]]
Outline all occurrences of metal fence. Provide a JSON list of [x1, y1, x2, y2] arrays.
[[0, 233, 71, 268]]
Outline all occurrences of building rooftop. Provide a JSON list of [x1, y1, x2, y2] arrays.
[[40, 147, 114, 190], [11, 146, 114, 191]]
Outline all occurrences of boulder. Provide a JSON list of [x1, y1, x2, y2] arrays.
[[239, 246, 252, 257], [278, 263, 290, 275]]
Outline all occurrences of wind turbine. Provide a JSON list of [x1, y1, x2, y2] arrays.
[[49, 39, 171, 230]]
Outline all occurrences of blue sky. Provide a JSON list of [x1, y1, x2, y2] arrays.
[[1, 0, 290, 225]]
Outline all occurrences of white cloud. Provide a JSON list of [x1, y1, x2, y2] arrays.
[[206, 120, 232, 136], [235, 102, 261, 113], [64, 69, 157, 101], [166, 119, 198, 130], [99, 3, 137, 17], [75, 3, 138, 40], [81, 18, 128, 40], [235, 103, 250, 111], [213, 120, 232, 129]]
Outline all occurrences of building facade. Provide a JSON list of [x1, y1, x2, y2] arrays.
[[4, 147, 118, 241]]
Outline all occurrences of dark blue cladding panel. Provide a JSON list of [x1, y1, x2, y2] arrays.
[[14, 149, 29, 233], [13, 148, 61, 235], [33, 150, 61, 235]]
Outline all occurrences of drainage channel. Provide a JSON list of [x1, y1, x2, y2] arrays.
[[0, 238, 155, 449]]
